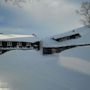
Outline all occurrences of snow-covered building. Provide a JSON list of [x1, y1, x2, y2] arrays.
[[0, 34, 40, 54], [0, 26, 90, 55], [42, 26, 90, 54]]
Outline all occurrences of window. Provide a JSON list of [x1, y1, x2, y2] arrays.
[[53, 33, 81, 42], [0, 41, 2, 46], [7, 41, 12, 47], [26, 42, 31, 46], [43, 47, 60, 55], [17, 42, 22, 47]]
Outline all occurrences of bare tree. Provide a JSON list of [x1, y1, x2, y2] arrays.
[[77, 2, 90, 27]]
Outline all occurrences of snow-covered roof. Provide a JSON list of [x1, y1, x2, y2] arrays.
[[52, 30, 77, 40], [51, 26, 89, 39], [0, 34, 39, 42]]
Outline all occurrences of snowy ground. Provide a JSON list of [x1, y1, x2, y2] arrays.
[[0, 46, 90, 90]]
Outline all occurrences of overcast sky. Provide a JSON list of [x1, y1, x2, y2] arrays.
[[0, 0, 90, 37]]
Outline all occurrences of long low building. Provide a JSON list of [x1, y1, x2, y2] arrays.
[[0, 34, 40, 54], [0, 26, 90, 55]]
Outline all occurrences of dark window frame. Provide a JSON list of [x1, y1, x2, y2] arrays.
[[52, 33, 81, 42]]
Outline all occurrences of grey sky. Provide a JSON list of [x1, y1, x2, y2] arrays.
[[0, 0, 88, 37]]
